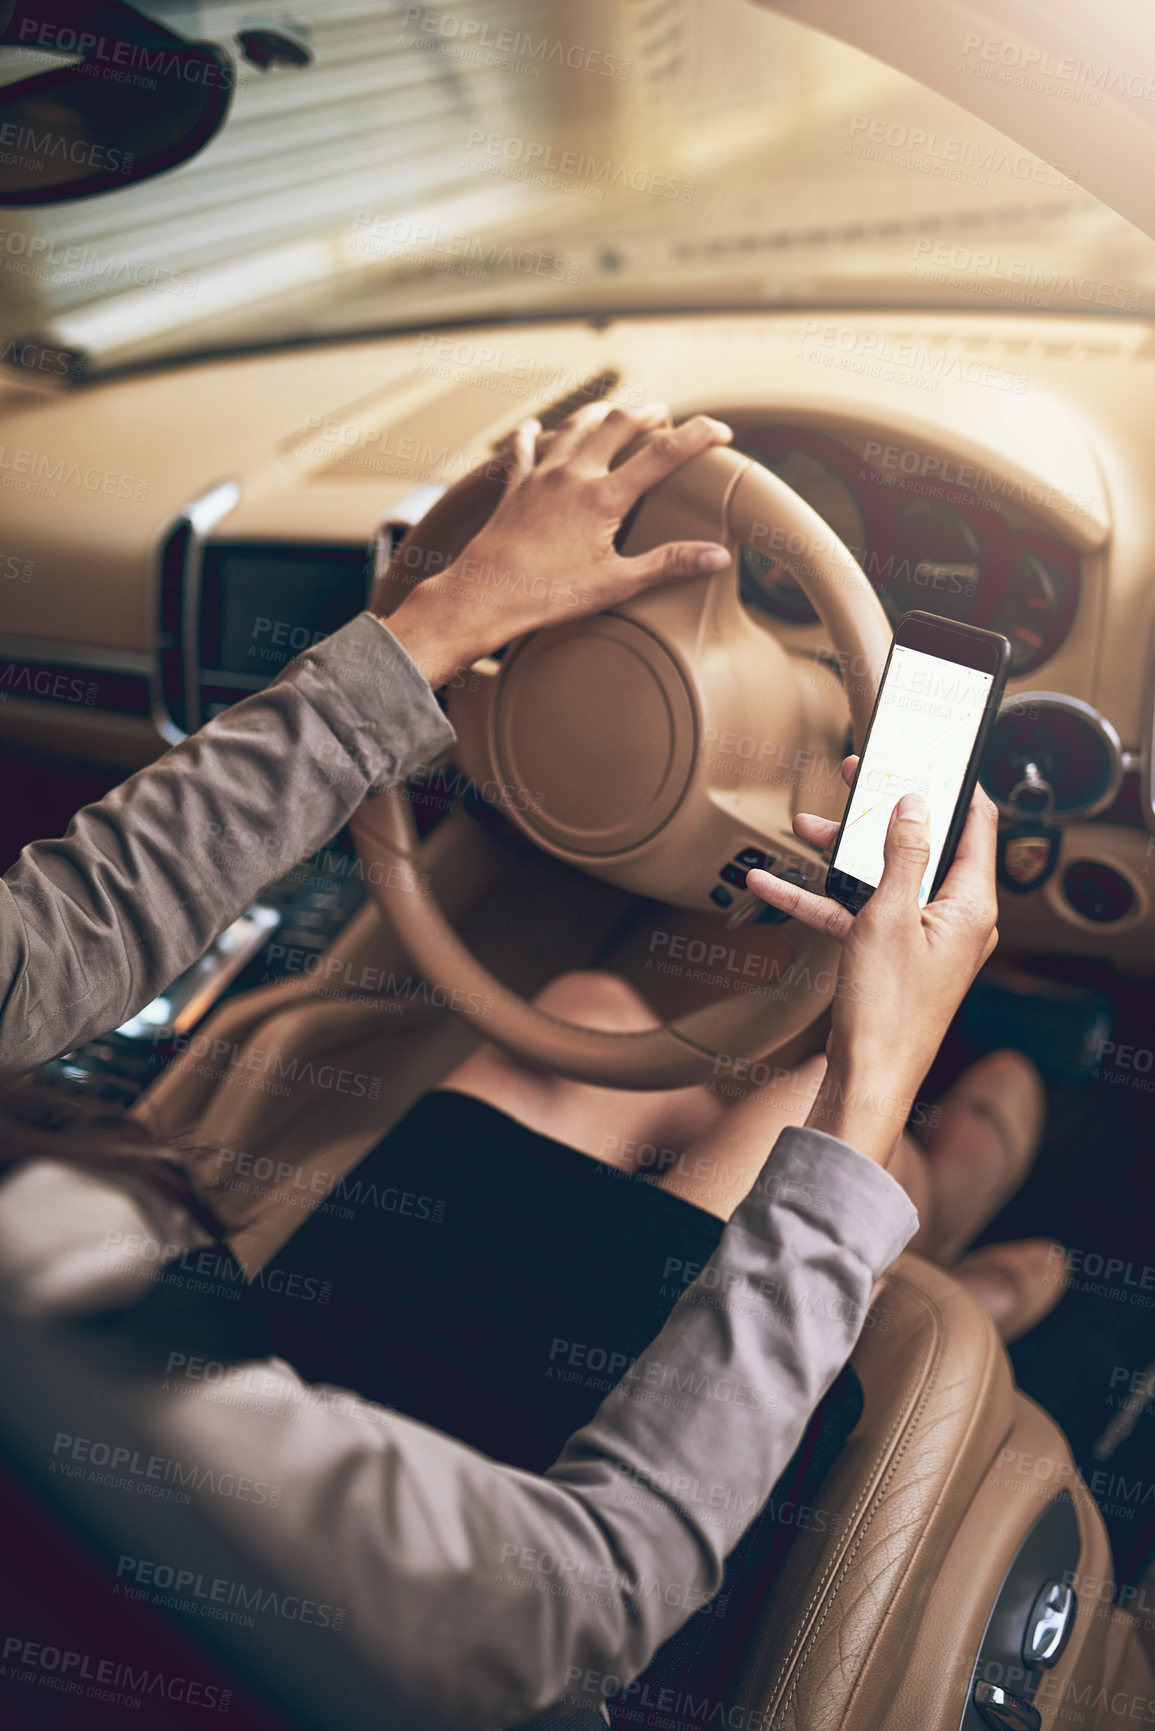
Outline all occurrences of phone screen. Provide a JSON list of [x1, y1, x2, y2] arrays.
[[833, 644, 994, 906]]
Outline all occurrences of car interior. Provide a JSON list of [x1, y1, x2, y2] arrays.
[[2, 1, 1155, 1728]]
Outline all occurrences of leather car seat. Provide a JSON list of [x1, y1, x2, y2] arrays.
[[721, 1252, 1137, 1731]]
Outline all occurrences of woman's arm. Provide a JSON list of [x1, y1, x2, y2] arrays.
[[180, 1128, 913, 1729], [1, 1120, 915, 1731], [0, 614, 455, 1078]]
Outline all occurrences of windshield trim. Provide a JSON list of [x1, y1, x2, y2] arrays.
[[7, 297, 1148, 388]]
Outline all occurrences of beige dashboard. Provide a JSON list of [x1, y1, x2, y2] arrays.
[[1, 309, 1154, 968]]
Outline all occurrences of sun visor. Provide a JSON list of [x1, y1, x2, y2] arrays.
[[747, 0, 1155, 241]]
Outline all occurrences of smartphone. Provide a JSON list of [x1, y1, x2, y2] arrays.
[[825, 611, 1011, 913]]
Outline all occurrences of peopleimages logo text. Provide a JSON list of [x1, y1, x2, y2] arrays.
[[465, 129, 695, 201], [2, 1636, 231, 1713], [0, 121, 133, 176], [16, 18, 232, 88]]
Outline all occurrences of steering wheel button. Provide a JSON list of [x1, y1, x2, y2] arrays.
[[735, 847, 773, 870], [710, 885, 733, 909], [719, 862, 749, 888]]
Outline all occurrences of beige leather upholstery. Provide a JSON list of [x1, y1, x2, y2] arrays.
[[728, 1253, 1120, 1731]]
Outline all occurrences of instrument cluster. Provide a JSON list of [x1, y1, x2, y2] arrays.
[[736, 427, 1078, 674]]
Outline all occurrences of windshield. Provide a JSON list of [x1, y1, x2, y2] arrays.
[[3, 0, 1155, 374]]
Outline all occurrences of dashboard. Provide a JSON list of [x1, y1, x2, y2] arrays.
[[1, 307, 1154, 980]]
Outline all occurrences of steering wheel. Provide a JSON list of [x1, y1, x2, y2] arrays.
[[351, 437, 891, 1088]]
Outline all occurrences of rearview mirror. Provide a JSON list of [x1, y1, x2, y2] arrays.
[[0, 0, 233, 204]]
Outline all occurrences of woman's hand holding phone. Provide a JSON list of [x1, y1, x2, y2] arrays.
[[746, 758, 1001, 1168]]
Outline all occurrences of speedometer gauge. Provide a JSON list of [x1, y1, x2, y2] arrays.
[[989, 549, 1075, 674], [737, 445, 867, 623], [879, 499, 982, 624]]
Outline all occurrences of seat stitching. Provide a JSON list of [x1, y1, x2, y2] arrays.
[[758, 1283, 941, 1712], [775, 1272, 1002, 1728], [834, 1291, 1004, 1726], [771, 1278, 950, 1727], [758, 1295, 933, 1700]]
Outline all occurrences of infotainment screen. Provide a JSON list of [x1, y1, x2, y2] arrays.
[[200, 544, 372, 679]]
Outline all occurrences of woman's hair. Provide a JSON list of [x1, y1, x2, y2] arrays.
[[0, 1077, 225, 1240]]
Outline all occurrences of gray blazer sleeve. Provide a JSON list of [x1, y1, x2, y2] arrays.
[[0, 613, 455, 1077], [6, 1129, 916, 1730]]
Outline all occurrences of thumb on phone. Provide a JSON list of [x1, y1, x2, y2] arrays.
[[872, 793, 931, 913]]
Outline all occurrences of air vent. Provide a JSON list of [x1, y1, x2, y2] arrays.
[[157, 519, 192, 735], [532, 370, 622, 433], [481, 370, 623, 458]]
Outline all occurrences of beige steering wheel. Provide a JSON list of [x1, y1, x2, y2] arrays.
[[351, 438, 891, 1088]]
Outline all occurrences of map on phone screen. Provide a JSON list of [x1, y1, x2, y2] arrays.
[[835, 645, 994, 904]]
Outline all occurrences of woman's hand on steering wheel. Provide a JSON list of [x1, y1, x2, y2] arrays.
[[385, 402, 733, 689], [746, 756, 1001, 1167]]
